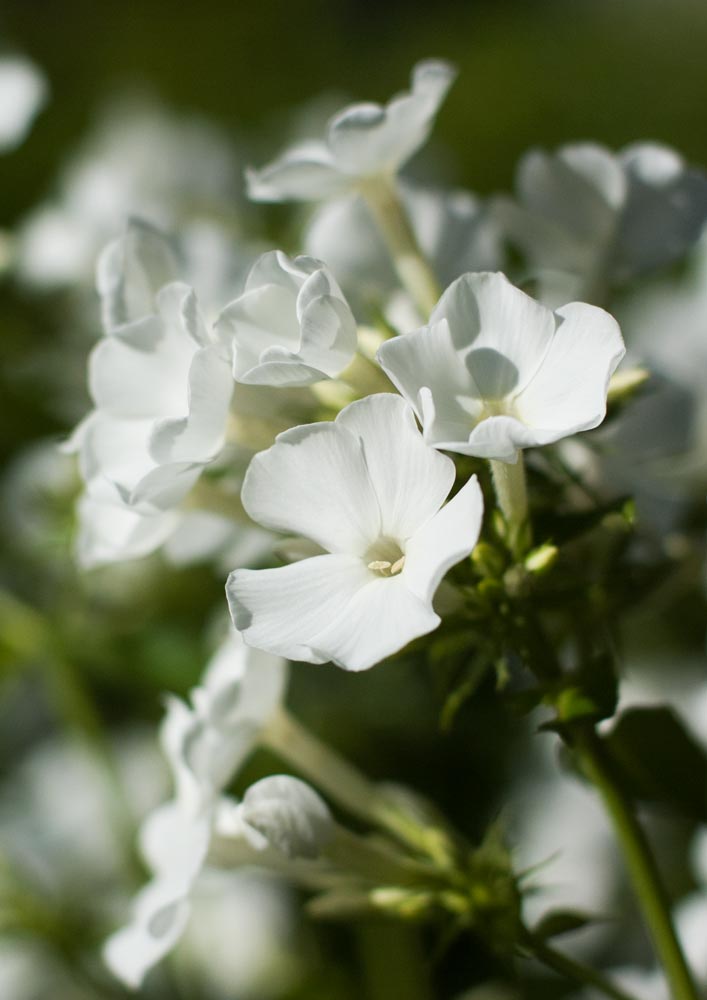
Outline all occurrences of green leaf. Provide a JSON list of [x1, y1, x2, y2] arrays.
[[533, 908, 598, 940], [606, 706, 707, 821]]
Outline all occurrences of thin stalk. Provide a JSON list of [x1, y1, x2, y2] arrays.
[[525, 932, 643, 1000], [571, 726, 700, 1000], [358, 176, 441, 318], [490, 455, 529, 555], [261, 707, 453, 864]]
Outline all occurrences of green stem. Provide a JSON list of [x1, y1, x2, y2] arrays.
[[490, 455, 529, 555], [358, 176, 441, 318], [571, 726, 699, 1000], [261, 707, 454, 865], [525, 932, 643, 1000]]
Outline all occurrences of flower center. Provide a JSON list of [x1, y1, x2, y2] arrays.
[[366, 536, 405, 576]]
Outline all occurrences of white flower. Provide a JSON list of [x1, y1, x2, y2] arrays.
[[104, 631, 286, 988], [494, 142, 707, 303], [304, 181, 502, 320], [159, 628, 287, 817], [67, 222, 235, 567], [228, 775, 334, 860], [215, 251, 357, 386], [246, 60, 456, 202], [0, 56, 48, 153], [377, 271, 625, 464], [227, 393, 483, 672], [17, 95, 242, 288]]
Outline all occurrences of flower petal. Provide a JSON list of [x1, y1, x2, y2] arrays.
[[514, 302, 625, 437], [227, 554, 373, 663], [403, 474, 484, 603], [335, 393, 455, 538], [96, 219, 179, 330], [429, 272, 556, 399], [309, 574, 440, 671], [241, 423, 380, 554], [246, 142, 349, 202]]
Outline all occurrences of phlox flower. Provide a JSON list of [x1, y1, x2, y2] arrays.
[[304, 181, 502, 321], [104, 630, 286, 988], [246, 60, 456, 202], [66, 220, 235, 567], [494, 142, 707, 304], [377, 271, 625, 464], [227, 393, 484, 672], [215, 250, 357, 386]]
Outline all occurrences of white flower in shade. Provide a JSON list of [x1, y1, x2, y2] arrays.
[[377, 271, 625, 464], [494, 142, 707, 304], [234, 775, 334, 860], [0, 56, 48, 153], [304, 181, 502, 320], [66, 222, 235, 567], [215, 251, 357, 386], [104, 631, 287, 989], [226, 393, 484, 672], [246, 60, 456, 202], [159, 628, 287, 817]]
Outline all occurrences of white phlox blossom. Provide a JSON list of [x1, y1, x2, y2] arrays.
[[304, 181, 502, 321], [66, 220, 235, 567], [377, 271, 625, 464], [226, 393, 484, 672], [494, 142, 707, 304], [215, 250, 358, 386], [0, 55, 48, 153], [246, 60, 456, 202], [217, 775, 334, 861], [104, 630, 286, 988], [17, 96, 242, 288]]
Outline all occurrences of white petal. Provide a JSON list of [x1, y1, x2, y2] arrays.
[[514, 301, 625, 437], [139, 801, 211, 878], [148, 346, 233, 463], [430, 272, 556, 399], [403, 474, 484, 603], [240, 775, 333, 859], [246, 143, 349, 202], [103, 878, 192, 989], [241, 422, 380, 555], [327, 60, 456, 176], [96, 219, 179, 330], [335, 394, 455, 538], [309, 574, 440, 671], [227, 554, 373, 663], [75, 493, 179, 568], [617, 142, 707, 280]]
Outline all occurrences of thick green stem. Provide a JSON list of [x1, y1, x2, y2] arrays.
[[359, 176, 441, 318], [525, 933, 643, 1000], [490, 455, 529, 555], [571, 726, 700, 1000]]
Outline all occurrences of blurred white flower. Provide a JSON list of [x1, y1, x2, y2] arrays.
[[66, 222, 236, 567], [158, 628, 286, 818], [227, 393, 483, 671], [179, 870, 298, 1000], [233, 775, 333, 859], [216, 251, 358, 386], [17, 95, 243, 289], [494, 142, 707, 304], [247, 60, 456, 202], [0, 56, 48, 153], [105, 630, 286, 988], [377, 271, 624, 463], [304, 181, 502, 320]]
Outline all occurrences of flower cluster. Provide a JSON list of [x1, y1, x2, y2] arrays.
[[52, 56, 707, 998]]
